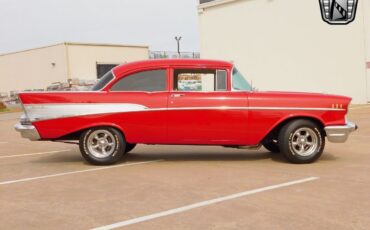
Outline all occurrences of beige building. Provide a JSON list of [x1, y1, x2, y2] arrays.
[[0, 42, 149, 94], [199, 0, 370, 104]]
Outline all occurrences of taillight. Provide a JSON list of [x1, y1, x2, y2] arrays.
[[20, 114, 32, 125]]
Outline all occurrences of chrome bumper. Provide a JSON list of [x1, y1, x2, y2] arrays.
[[14, 123, 41, 141], [324, 121, 358, 143]]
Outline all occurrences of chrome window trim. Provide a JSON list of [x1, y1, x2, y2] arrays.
[[173, 68, 227, 93]]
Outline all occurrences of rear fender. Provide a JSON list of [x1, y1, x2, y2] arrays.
[[34, 120, 125, 141]]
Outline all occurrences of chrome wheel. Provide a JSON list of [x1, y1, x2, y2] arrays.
[[291, 128, 318, 157], [87, 130, 116, 158]]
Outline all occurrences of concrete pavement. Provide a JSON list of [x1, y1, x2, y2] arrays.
[[0, 107, 369, 229]]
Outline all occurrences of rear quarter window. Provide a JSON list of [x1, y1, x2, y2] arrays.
[[110, 70, 167, 92]]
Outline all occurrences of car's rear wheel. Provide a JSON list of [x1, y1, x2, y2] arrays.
[[124, 143, 136, 154], [278, 119, 325, 164], [79, 127, 125, 165]]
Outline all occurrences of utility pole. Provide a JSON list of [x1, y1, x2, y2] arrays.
[[175, 36, 182, 57]]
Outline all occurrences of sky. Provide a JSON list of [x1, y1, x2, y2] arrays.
[[0, 0, 200, 54]]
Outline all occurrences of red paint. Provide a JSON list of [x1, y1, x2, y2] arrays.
[[18, 59, 351, 146], [366, 61, 370, 69]]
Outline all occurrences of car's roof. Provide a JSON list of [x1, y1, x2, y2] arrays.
[[113, 59, 233, 76]]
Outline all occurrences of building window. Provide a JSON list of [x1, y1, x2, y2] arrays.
[[174, 69, 227, 92], [110, 70, 167, 92], [199, 0, 215, 4], [97, 64, 118, 79]]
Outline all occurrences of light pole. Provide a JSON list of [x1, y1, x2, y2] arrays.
[[175, 36, 182, 57]]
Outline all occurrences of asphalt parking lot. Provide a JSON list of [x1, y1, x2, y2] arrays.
[[1, 107, 370, 230]]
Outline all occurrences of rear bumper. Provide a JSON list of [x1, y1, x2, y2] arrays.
[[14, 123, 41, 141], [324, 121, 358, 143]]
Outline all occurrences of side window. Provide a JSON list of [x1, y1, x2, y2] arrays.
[[174, 69, 227, 92], [110, 70, 166, 92], [216, 70, 227, 91], [232, 68, 252, 91]]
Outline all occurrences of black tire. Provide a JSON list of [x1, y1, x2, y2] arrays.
[[79, 127, 125, 165], [263, 141, 280, 153], [278, 119, 325, 164], [124, 143, 137, 154]]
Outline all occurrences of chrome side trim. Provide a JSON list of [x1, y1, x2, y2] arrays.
[[14, 123, 41, 141], [324, 121, 358, 143], [23, 103, 346, 122], [165, 107, 345, 111], [19, 91, 107, 93]]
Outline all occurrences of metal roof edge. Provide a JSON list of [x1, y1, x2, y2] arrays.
[[0, 42, 149, 56], [198, 0, 241, 11], [0, 43, 66, 56], [64, 42, 149, 49]]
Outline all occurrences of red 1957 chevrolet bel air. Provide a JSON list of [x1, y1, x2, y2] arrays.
[[15, 59, 357, 165]]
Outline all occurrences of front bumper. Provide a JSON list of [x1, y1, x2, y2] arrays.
[[14, 123, 41, 141], [324, 121, 358, 143]]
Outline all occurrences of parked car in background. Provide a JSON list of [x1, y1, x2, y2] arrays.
[[15, 59, 357, 165]]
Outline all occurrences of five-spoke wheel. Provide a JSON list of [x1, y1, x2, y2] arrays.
[[87, 130, 117, 159], [290, 128, 318, 157]]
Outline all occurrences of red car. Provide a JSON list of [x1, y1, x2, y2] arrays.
[[15, 59, 357, 165]]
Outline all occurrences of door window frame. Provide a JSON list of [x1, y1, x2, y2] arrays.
[[169, 66, 231, 93], [108, 67, 170, 93]]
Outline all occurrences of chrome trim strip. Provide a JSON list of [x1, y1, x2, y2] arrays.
[[14, 123, 41, 141], [23, 103, 346, 122], [104, 70, 117, 90], [324, 121, 357, 143], [19, 91, 107, 93], [165, 107, 345, 111]]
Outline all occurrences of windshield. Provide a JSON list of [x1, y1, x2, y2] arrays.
[[92, 71, 114, 91], [232, 67, 252, 91]]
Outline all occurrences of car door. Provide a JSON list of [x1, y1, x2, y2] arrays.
[[166, 67, 250, 145], [108, 68, 169, 144]]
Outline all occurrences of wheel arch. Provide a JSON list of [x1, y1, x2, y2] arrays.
[[262, 115, 325, 143], [55, 123, 126, 141]]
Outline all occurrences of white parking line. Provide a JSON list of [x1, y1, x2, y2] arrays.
[[0, 160, 163, 186], [0, 142, 8, 144], [91, 177, 319, 230], [0, 149, 72, 159]]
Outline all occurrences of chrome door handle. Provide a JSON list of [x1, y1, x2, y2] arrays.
[[171, 93, 185, 98]]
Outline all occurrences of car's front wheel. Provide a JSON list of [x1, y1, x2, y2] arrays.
[[79, 127, 125, 165], [278, 119, 325, 164]]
